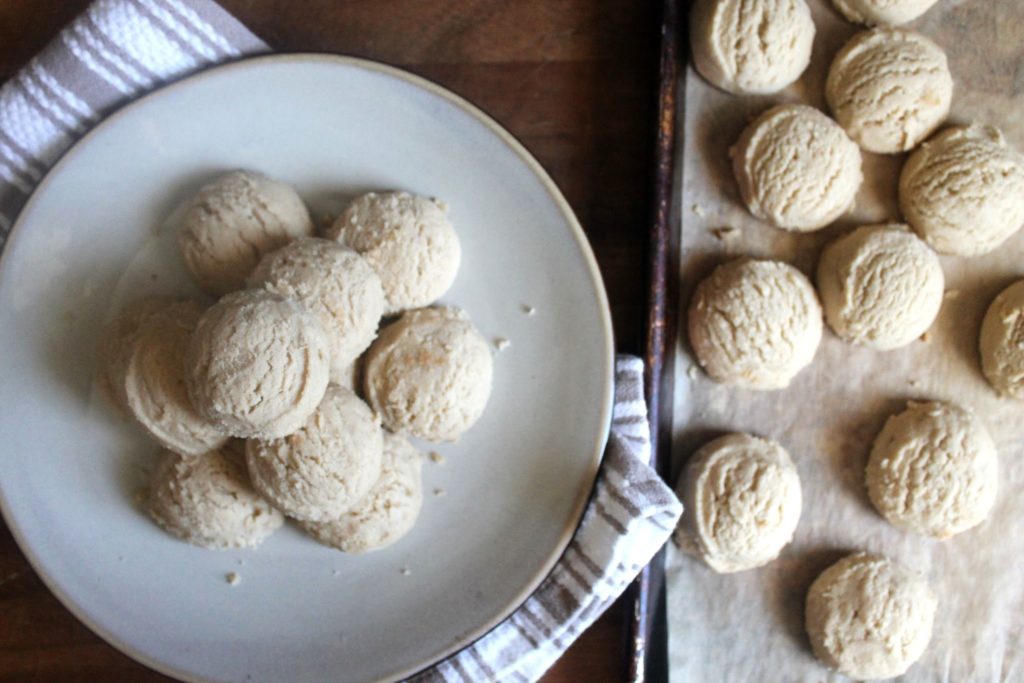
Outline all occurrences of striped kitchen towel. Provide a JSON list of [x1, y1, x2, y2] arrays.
[[0, 2, 682, 680], [0, 0, 266, 237]]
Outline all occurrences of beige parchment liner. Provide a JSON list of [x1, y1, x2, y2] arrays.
[[668, 1, 1024, 680]]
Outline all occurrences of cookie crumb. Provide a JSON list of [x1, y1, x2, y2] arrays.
[[226, 572, 241, 586], [908, 379, 918, 387], [433, 488, 446, 497], [692, 203, 706, 217], [687, 365, 699, 381], [711, 226, 738, 241], [400, 567, 411, 576], [920, 330, 931, 342], [429, 451, 446, 465], [521, 304, 536, 316], [493, 337, 511, 351]]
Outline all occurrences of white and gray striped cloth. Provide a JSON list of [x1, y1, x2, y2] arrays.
[[0, 2, 683, 680], [0, 0, 266, 236]]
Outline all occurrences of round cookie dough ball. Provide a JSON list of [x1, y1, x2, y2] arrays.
[[148, 443, 284, 549], [690, 0, 815, 95], [328, 192, 460, 314], [674, 433, 801, 573], [832, 0, 940, 26], [363, 306, 493, 442], [96, 297, 174, 416], [246, 385, 383, 522], [185, 288, 331, 440], [125, 300, 227, 456], [817, 224, 943, 350], [806, 552, 936, 680], [250, 237, 385, 378], [867, 401, 998, 539], [178, 171, 314, 296], [980, 280, 1024, 399], [688, 258, 822, 390], [732, 105, 862, 231], [900, 125, 1024, 256], [826, 29, 952, 154], [302, 432, 424, 554]]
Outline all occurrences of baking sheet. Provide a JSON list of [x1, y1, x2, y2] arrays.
[[667, 1, 1024, 680]]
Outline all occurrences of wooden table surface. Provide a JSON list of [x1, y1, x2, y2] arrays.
[[0, 2, 659, 681]]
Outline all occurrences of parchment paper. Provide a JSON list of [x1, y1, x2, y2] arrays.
[[668, 1, 1024, 680]]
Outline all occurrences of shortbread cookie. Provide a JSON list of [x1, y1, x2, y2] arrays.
[[246, 386, 383, 522], [186, 288, 331, 440], [251, 237, 385, 376], [148, 443, 283, 549], [125, 300, 227, 456], [363, 306, 492, 442], [732, 104, 862, 231], [806, 552, 936, 680], [826, 29, 952, 154], [329, 192, 460, 314], [867, 401, 998, 538], [178, 170, 314, 295], [980, 280, 1024, 399], [674, 433, 801, 573], [690, 0, 815, 95], [900, 125, 1024, 256], [817, 224, 943, 350], [832, 0, 940, 26], [688, 258, 822, 390], [302, 432, 423, 554]]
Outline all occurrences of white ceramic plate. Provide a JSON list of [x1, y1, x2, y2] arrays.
[[0, 55, 613, 683]]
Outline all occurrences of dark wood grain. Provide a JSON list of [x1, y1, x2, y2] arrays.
[[0, 2, 659, 681]]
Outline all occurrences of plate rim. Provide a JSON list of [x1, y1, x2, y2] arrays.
[[0, 52, 615, 683]]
